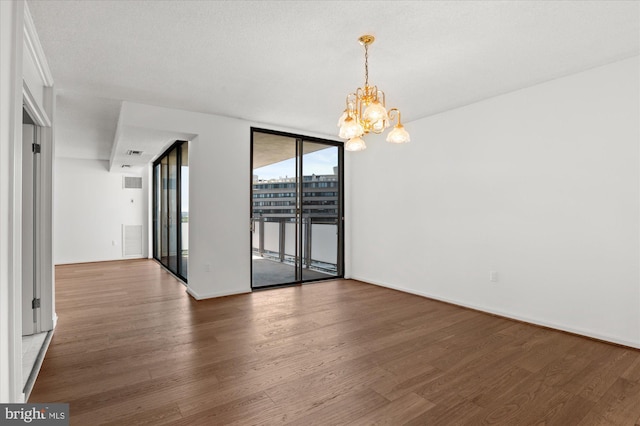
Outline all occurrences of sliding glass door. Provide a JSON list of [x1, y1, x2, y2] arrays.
[[301, 142, 342, 282], [251, 129, 343, 289], [153, 141, 189, 281]]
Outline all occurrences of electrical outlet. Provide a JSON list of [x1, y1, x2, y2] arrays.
[[205, 263, 211, 272], [489, 270, 498, 282]]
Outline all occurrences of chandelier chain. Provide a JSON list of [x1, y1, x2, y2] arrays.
[[364, 43, 369, 87]]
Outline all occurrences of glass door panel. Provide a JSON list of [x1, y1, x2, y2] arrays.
[[180, 144, 189, 279], [168, 148, 178, 274], [251, 133, 298, 288], [301, 143, 340, 282], [153, 164, 161, 260], [160, 156, 169, 268]]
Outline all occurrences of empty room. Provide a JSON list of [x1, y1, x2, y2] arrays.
[[1, 0, 639, 424]]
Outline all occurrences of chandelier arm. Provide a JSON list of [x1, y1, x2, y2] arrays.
[[377, 89, 385, 107], [346, 93, 357, 113], [387, 108, 402, 125], [355, 87, 364, 118]]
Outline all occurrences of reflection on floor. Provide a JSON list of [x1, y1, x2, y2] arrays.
[[252, 258, 334, 288]]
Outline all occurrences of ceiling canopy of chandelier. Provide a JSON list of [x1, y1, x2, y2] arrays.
[[338, 35, 410, 152]]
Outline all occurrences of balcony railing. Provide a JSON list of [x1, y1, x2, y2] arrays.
[[251, 217, 338, 274]]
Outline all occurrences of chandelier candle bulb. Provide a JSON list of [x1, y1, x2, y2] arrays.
[[338, 34, 410, 149]]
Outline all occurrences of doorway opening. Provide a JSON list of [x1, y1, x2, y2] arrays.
[[21, 107, 52, 398], [22, 109, 41, 336], [251, 128, 344, 289]]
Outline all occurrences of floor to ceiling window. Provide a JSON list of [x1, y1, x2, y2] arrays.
[[251, 128, 344, 289], [153, 140, 189, 281]]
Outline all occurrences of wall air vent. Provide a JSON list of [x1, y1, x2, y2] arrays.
[[123, 176, 143, 189], [123, 225, 143, 257], [126, 150, 143, 156]]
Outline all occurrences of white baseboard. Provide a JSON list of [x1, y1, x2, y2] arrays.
[[54, 256, 145, 266], [23, 329, 55, 402], [351, 275, 640, 350], [186, 287, 250, 300]]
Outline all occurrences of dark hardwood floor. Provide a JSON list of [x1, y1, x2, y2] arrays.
[[30, 259, 640, 425]]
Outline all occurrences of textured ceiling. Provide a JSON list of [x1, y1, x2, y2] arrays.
[[28, 0, 640, 161]]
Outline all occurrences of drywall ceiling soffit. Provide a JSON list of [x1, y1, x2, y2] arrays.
[[29, 1, 639, 140], [55, 91, 121, 161], [109, 125, 195, 173]]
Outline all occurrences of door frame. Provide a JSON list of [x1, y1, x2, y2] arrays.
[[250, 127, 344, 290]]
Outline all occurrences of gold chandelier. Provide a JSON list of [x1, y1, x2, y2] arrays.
[[338, 35, 410, 151]]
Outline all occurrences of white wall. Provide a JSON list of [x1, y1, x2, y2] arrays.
[[54, 158, 148, 264], [350, 56, 640, 348]]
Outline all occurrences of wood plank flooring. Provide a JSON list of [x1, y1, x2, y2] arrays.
[[30, 259, 640, 425]]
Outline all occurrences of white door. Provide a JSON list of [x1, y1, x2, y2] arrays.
[[22, 123, 40, 336]]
